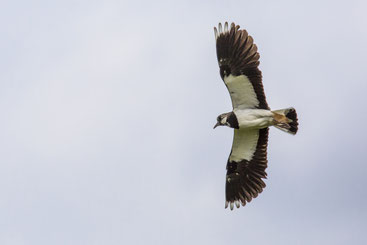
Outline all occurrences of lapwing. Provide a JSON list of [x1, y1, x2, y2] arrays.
[[213, 22, 298, 210]]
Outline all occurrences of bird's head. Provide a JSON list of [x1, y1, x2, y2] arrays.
[[214, 113, 230, 129]]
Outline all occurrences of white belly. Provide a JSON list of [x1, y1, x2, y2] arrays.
[[234, 109, 273, 129]]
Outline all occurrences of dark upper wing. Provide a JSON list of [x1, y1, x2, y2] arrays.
[[225, 128, 269, 210], [214, 22, 269, 110]]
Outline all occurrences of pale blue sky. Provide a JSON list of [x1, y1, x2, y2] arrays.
[[1, 0, 367, 244]]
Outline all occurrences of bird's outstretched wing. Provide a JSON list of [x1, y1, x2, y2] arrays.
[[225, 128, 268, 210], [214, 22, 269, 110], [214, 22, 269, 209]]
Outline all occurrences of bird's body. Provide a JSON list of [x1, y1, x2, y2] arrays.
[[213, 22, 299, 210], [234, 109, 274, 129]]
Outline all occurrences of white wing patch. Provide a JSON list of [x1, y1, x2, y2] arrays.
[[229, 129, 259, 162], [224, 74, 259, 109]]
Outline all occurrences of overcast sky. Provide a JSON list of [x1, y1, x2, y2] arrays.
[[1, 0, 367, 244]]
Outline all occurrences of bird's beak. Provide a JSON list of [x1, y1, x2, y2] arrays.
[[213, 122, 220, 129]]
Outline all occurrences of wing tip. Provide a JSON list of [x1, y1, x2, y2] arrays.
[[225, 199, 247, 210], [214, 21, 238, 40]]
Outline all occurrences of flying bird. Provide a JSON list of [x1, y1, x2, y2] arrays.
[[213, 22, 298, 210]]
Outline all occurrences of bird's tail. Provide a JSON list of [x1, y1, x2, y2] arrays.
[[272, 107, 298, 135]]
